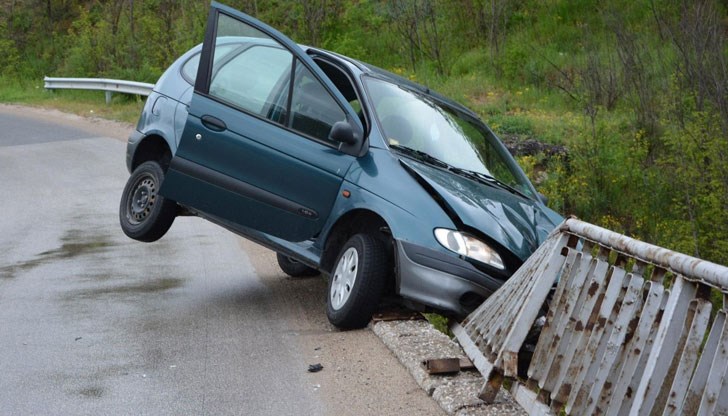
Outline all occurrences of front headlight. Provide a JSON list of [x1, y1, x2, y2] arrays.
[[434, 228, 505, 270]]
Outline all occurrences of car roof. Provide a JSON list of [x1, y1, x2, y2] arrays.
[[305, 46, 481, 122], [162, 36, 481, 125]]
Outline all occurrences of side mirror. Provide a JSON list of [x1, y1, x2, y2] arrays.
[[329, 121, 357, 145], [330, 117, 368, 157]]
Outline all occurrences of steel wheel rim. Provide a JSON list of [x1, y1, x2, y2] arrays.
[[330, 247, 358, 310], [127, 174, 157, 225]]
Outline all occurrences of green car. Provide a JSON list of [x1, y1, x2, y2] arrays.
[[120, 2, 563, 328]]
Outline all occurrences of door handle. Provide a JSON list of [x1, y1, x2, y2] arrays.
[[201, 115, 227, 132]]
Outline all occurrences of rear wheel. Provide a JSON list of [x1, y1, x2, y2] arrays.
[[119, 161, 177, 242], [326, 233, 389, 329], [276, 253, 319, 277]]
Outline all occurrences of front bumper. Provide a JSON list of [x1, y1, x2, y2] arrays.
[[395, 240, 506, 318]]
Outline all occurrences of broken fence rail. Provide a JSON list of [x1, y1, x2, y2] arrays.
[[43, 77, 154, 104], [453, 218, 728, 415]]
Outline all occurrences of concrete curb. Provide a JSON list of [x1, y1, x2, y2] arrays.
[[371, 320, 526, 416]]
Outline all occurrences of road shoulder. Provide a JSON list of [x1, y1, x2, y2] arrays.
[[0, 103, 132, 142], [238, 237, 446, 416]]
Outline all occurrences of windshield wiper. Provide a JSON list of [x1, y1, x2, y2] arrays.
[[390, 144, 530, 200], [448, 167, 531, 200], [389, 144, 450, 169]]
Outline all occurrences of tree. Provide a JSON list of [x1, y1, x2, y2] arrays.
[[386, 0, 445, 74]]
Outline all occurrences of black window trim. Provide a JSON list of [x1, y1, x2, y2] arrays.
[[194, 7, 219, 94]]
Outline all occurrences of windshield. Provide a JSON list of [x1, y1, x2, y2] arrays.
[[364, 77, 535, 199]]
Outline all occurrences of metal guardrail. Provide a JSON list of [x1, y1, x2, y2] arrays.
[[453, 218, 728, 415], [43, 77, 154, 104]]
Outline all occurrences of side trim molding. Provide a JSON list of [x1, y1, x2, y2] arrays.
[[169, 157, 319, 219]]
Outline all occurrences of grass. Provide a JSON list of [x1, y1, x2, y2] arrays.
[[0, 77, 144, 124], [424, 313, 453, 337]]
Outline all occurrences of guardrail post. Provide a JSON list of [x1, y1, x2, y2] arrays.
[[105, 91, 113, 105]]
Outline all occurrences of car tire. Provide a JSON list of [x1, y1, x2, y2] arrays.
[[326, 233, 389, 329], [276, 253, 319, 277], [119, 161, 177, 242]]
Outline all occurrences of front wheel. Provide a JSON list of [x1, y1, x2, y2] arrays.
[[119, 161, 177, 242], [326, 234, 389, 329]]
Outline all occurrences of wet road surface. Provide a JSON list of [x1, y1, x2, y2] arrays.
[[0, 106, 444, 415]]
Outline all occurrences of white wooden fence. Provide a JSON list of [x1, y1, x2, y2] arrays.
[[453, 218, 728, 415]]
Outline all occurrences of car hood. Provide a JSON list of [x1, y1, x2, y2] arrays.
[[401, 159, 561, 261]]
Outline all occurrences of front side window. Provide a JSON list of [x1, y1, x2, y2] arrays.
[[210, 45, 291, 116], [207, 13, 292, 120], [181, 44, 238, 85], [201, 12, 348, 145], [288, 65, 346, 143]]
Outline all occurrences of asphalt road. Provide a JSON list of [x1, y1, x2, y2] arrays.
[[0, 105, 444, 415]]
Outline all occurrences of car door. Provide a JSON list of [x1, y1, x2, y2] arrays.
[[160, 2, 365, 242]]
